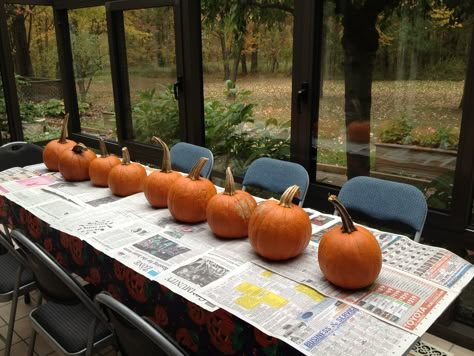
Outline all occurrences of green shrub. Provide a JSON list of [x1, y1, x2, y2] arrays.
[[133, 85, 180, 144], [43, 99, 65, 117], [376, 114, 412, 144]]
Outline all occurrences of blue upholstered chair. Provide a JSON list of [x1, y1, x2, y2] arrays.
[[169, 142, 214, 179], [0, 141, 44, 171], [95, 292, 188, 356], [337, 176, 428, 242], [10, 229, 114, 356], [242, 157, 309, 206]]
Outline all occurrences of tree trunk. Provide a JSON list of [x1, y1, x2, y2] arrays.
[[230, 40, 244, 83], [219, 33, 230, 80], [241, 53, 248, 75], [341, 2, 381, 179], [250, 43, 258, 73], [11, 13, 33, 77]]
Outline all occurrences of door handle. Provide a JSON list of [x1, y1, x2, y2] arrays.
[[297, 82, 309, 114], [173, 78, 182, 100]]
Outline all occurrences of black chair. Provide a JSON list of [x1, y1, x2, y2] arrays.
[[337, 176, 428, 242], [0, 141, 44, 171], [10, 229, 114, 356], [95, 292, 188, 356], [0, 232, 36, 356]]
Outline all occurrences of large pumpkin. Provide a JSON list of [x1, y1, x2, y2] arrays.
[[143, 137, 182, 208], [43, 113, 77, 171], [89, 137, 121, 187], [58, 143, 97, 181], [318, 195, 382, 289], [108, 147, 147, 197], [248, 185, 311, 260], [167, 157, 217, 223], [206, 167, 257, 238]]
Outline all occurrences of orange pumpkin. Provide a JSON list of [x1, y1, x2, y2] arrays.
[[108, 147, 147, 197], [206, 167, 257, 238], [248, 185, 311, 260], [43, 113, 77, 171], [167, 157, 217, 223], [144, 137, 182, 208], [89, 137, 121, 187], [58, 143, 97, 181], [318, 195, 382, 289]]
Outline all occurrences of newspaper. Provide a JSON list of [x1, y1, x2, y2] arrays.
[[254, 240, 469, 336], [115, 230, 213, 279], [0, 175, 56, 195], [156, 251, 243, 312], [201, 262, 418, 356]]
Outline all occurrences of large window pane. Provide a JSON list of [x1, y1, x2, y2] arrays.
[[69, 7, 115, 140], [316, 1, 472, 211], [123, 7, 179, 146], [6, 5, 62, 142], [202, 2, 293, 176]]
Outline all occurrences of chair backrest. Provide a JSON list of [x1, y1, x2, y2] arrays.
[[169, 142, 214, 178], [10, 229, 108, 323], [95, 292, 188, 356], [242, 157, 309, 206], [0, 141, 44, 171], [337, 176, 428, 242]]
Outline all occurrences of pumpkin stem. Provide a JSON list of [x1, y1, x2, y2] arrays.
[[58, 113, 70, 144], [122, 147, 131, 165], [188, 157, 209, 181], [328, 194, 357, 233], [279, 185, 300, 208], [152, 136, 172, 173], [223, 167, 236, 196], [72, 143, 88, 154], [98, 137, 109, 157]]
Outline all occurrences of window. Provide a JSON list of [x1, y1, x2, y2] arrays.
[[315, 0, 472, 212]]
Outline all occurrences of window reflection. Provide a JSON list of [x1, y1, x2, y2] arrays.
[[316, 0, 472, 211]]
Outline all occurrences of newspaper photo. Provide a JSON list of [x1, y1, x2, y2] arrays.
[[201, 262, 418, 356]]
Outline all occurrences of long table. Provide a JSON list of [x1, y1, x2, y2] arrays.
[[0, 164, 473, 355]]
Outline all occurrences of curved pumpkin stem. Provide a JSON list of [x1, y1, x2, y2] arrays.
[[58, 113, 70, 144], [279, 185, 300, 208], [152, 136, 172, 173], [121, 147, 131, 165], [188, 157, 209, 181], [98, 137, 109, 157], [72, 143, 88, 154], [223, 167, 236, 196], [328, 194, 357, 233]]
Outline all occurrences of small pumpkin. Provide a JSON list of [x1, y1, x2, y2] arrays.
[[206, 167, 257, 238], [58, 143, 97, 181], [43, 113, 77, 171], [318, 195, 382, 289], [89, 137, 121, 187], [248, 185, 311, 261], [167, 157, 217, 223], [108, 147, 147, 197], [144, 137, 182, 208]]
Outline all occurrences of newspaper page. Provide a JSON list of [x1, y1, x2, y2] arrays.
[[0, 167, 39, 183], [114, 230, 213, 278], [0, 175, 56, 195], [156, 251, 243, 312], [375, 231, 474, 291], [254, 242, 461, 336], [201, 262, 418, 356]]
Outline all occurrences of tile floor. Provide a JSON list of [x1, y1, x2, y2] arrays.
[[0, 291, 472, 356]]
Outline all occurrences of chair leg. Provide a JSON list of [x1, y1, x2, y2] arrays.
[[27, 328, 37, 356], [5, 266, 23, 356], [24, 292, 31, 304]]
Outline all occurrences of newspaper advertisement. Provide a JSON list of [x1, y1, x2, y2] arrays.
[[0, 174, 56, 195], [114, 230, 213, 279], [156, 251, 243, 312], [375, 232, 474, 290], [254, 242, 460, 336], [201, 262, 418, 356]]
